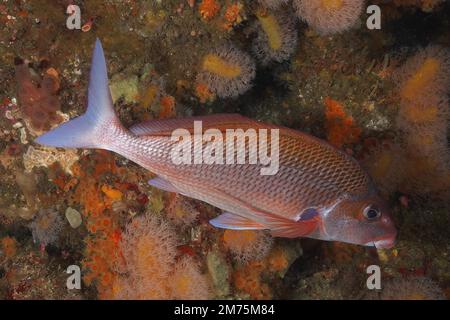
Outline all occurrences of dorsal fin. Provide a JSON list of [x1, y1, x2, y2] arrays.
[[129, 113, 270, 137]]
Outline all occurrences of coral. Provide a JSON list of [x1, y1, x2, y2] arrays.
[[169, 256, 212, 300], [199, 0, 221, 20], [233, 260, 272, 299], [392, 0, 445, 13], [29, 208, 64, 247], [71, 151, 133, 298], [196, 45, 256, 98], [222, 229, 273, 264], [258, 0, 290, 9], [1, 245, 82, 300], [206, 248, 231, 297], [401, 152, 449, 197], [397, 97, 448, 135], [109, 74, 139, 104], [14, 170, 38, 210], [362, 141, 407, 196], [378, 277, 446, 300], [111, 213, 212, 300], [83, 227, 122, 299], [158, 95, 176, 119], [391, 45, 450, 199], [101, 185, 123, 201], [395, 46, 450, 105], [166, 194, 200, 227], [252, 9, 298, 66], [222, 2, 245, 30], [266, 246, 289, 273], [324, 97, 361, 148], [195, 83, 216, 103], [293, 0, 364, 35], [23, 146, 79, 175], [15, 62, 63, 134], [0, 236, 17, 260]]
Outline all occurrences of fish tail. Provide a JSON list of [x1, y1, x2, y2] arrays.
[[35, 39, 123, 150]]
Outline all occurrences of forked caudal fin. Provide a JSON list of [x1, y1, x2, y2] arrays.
[[35, 39, 120, 150]]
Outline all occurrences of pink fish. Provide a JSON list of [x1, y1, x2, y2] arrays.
[[36, 39, 397, 248]]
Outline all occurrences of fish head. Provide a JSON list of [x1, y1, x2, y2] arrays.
[[321, 193, 397, 249]]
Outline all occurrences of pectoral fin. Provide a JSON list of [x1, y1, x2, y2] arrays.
[[269, 219, 318, 238]]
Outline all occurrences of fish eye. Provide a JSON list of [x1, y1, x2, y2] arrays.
[[363, 205, 381, 221]]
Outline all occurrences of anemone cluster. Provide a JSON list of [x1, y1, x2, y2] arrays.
[[196, 45, 256, 99], [29, 208, 65, 248], [293, 0, 364, 35], [365, 46, 450, 200], [195, 0, 367, 101], [112, 214, 212, 300], [252, 9, 298, 66]]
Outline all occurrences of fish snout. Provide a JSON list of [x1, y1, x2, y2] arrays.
[[373, 232, 397, 249]]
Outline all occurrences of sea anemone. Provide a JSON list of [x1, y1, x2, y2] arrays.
[[378, 277, 446, 300], [196, 45, 256, 98], [361, 142, 407, 196], [293, 0, 364, 35], [397, 96, 449, 129], [113, 214, 178, 299], [395, 45, 450, 105], [396, 91, 449, 158], [166, 195, 200, 227], [252, 9, 298, 65], [401, 151, 450, 198], [169, 256, 212, 300], [29, 208, 64, 247], [222, 229, 273, 264], [258, 0, 290, 9]]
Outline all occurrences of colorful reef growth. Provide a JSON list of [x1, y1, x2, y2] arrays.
[[169, 256, 212, 300], [393, 46, 450, 198], [258, 0, 290, 10], [15, 62, 62, 135], [196, 45, 256, 99], [232, 245, 294, 299], [395, 46, 450, 105], [375, 277, 446, 300], [166, 194, 200, 227], [29, 208, 64, 248], [362, 141, 407, 197], [252, 8, 298, 66], [293, 0, 364, 35], [222, 229, 273, 264], [324, 97, 361, 148], [112, 214, 211, 300], [199, 0, 221, 21]]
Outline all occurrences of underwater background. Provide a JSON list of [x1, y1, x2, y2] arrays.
[[0, 0, 449, 300]]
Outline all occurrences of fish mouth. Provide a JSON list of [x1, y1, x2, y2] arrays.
[[366, 237, 396, 249]]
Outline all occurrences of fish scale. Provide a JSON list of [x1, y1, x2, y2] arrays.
[[35, 39, 397, 247], [105, 127, 371, 222]]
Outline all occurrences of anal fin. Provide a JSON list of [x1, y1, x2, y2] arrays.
[[209, 212, 266, 230]]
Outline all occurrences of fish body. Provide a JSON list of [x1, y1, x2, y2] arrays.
[[36, 40, 397, 248]]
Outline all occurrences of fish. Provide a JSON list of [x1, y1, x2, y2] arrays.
[[35, 39, 397, 249]]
